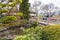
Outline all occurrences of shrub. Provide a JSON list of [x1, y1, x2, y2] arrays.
[[31, 21, 37, 28], [14, 34, 42, 40], [42, 25, 60, 40], [14, 26, 42, 40]]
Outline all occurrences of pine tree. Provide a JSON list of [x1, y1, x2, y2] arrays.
[[0, 0, 22, 16], [0, 0, 22, 23]]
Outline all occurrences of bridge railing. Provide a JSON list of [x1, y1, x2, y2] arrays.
[[38, 17, 60, 24]]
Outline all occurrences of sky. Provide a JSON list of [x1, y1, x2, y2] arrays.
[[29, 0, 60, 8]]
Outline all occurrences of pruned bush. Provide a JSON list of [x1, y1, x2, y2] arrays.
[[42, 25, 60, 40], [2, 16, 17, 24], [16, 12, 23, 17], [0, 10, 9, 13]]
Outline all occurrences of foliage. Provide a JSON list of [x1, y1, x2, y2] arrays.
[[14, 26, 42, 40], [14, 34, 41, 40], [42, 25, 60, 40], [9, 0, 13, 2], [0, 0, 23, 24], [0, 0, 22, 15], [31, 21, 37, 28], [16, 0, 22, 4], [0, 38, 7, 40], [0, 10, 9, 13], [8, 2, 16, 7], [0, 4, 7, 7], [20, 0, 30, 20], [2, 16, 17, 24], [14, 25, 60, 40], [16, 12, 23, 16]]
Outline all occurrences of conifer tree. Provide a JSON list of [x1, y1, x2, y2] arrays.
[[0, 0, 22, 23], [20, 0, 30, 20]]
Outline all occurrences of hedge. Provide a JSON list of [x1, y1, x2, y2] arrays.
[[42, 25, 60, 40]]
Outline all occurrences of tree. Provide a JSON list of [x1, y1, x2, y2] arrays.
[[0, 0, 22, 15], [20, 0, 30, 20], [0, 0, 22, 23], [40, 3, 55, 17], [30, 1, 41, 15]]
